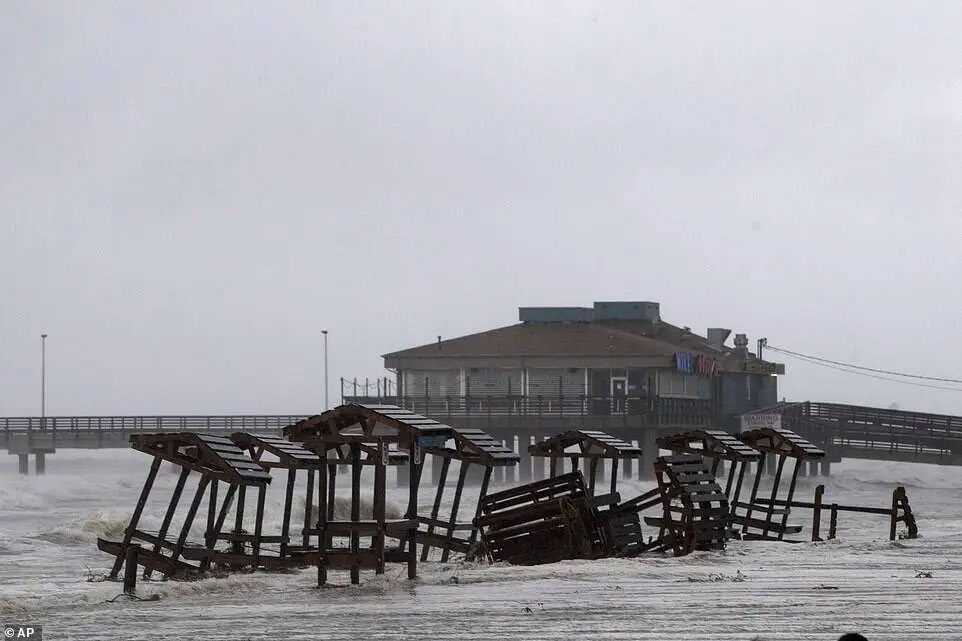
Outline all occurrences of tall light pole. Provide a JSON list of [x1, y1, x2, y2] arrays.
[[41, 333, 48, 431], [322, 330, 329, 410]]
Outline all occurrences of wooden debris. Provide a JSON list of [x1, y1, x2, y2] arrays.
[[755, 483, 920, 542], [229, 433, 323, 561], [658, 428, 763, 537], [474, 472, 605, 565], [98, 432, 272, 580], [646, 454, 730, 556], [419, 427, 519, 562], [285, 403, 468, 584], [733, 428, 824, 541], [99, 414, 922, 581]]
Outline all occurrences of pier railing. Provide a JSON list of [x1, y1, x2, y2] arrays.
[[0, 415, 308, 435], [342, 394, 714, 426], [756, 401, 962, 463]]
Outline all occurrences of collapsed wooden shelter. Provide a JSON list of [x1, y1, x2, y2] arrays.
[[474, 472, 607, 565], [646, 454, 731, 556], [229, 433, 322, 560], [284, 404, 438, 585], [733, 427, 825, 541], [283, 403, 518, 582], [419, 426, 519, 561], [99, 415, 923, 586], [525, 430, 651, 558], [658, 429, 762, 532], [99, 433, 272, 580]]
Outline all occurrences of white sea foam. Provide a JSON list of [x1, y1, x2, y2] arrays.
[[2, 457, 961, 639]]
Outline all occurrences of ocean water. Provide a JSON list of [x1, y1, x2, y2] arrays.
[[1, 449, 961, 640]]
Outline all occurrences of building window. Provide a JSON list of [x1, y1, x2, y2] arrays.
[[657, 371, 712, 399]]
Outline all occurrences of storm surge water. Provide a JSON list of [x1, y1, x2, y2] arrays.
[[2, 450, 961, 640]]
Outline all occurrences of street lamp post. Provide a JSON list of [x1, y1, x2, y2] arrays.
[[322, 330, 329, 410], [41, 333, 48, 432]]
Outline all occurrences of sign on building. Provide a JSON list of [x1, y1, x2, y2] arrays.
[[674, 352, 720, 376], [740, 413, 782, 431]]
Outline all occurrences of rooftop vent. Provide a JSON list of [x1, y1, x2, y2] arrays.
[[733, 333, 749, 357], [707, 328, 732, 349], [592, 301, 660, 322]]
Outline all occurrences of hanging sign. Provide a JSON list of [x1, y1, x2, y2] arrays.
[[675, 352, 720, 376]]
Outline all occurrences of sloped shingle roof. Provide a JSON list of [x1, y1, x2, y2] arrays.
[[384, 322, 710, 359]]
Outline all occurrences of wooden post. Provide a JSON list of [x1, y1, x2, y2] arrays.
[[231, 484, 247, 554], [374, 441, 387, 575], [441, 461, 470, 562], [327, 463, 337, 520], [829, 504, 838, 540], [317, 452, 328, 586], [110, 456, 161, 578], [280, 469, 296, 557], [728, 461, 747, 528], [205, 479, 219, 549], [407, 442, 421, 580], [422, 456, 451, 562], [760, 455, 786, 539], [123, 544, 140, 594], [549, 456, 558, 478], [303, 467, 315, 549], [741, 458, 764, 535], [203, 483, 236, 571], [144, 466, 190, 579], [890, 487, 898, 541], [326, 463, 337, 550], [777, 458, 803, 540], [812, 484, 824, 542], [252, 484, 267, 567], [350, 442, 361, 585], [466, 466, 493, 551], [170, 475, 211, 571]]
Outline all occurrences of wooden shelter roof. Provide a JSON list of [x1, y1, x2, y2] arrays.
[[737, 428, 825, 460], [130, 432, 271, 485], [528, 430, 642, 459], [283, 403, 451, 446], [230, 433, 321, 468], [658, 429, 762, 461], [424, 427, 520, 466]]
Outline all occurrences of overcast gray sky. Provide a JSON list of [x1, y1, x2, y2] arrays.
[[2, 1, 961, 415]]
